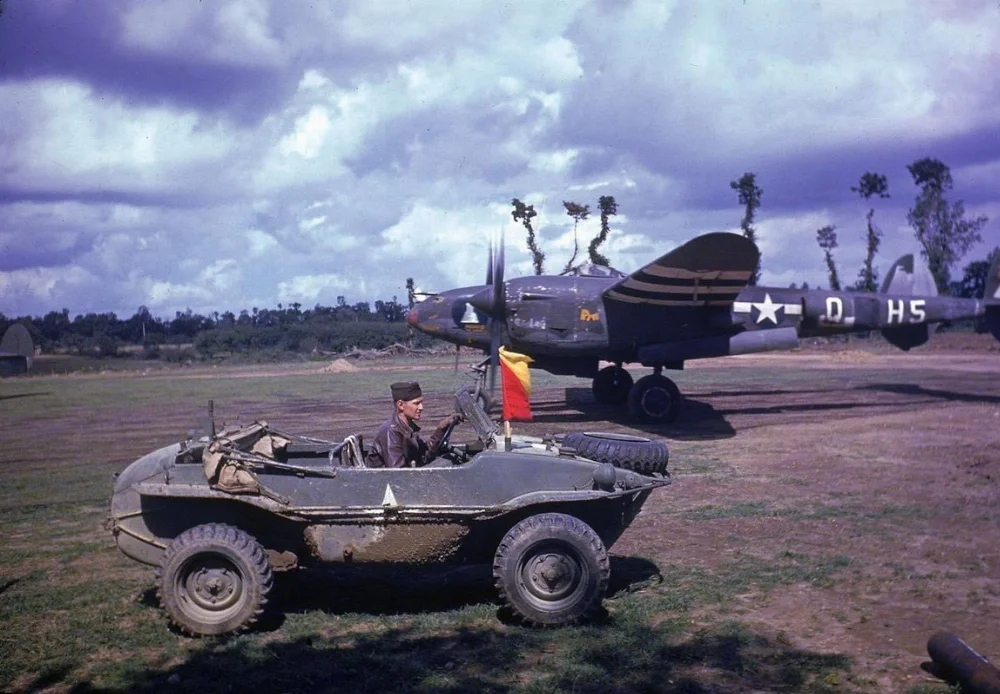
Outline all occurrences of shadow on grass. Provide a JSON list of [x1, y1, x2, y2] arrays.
[[0, 392, 47, 401], [245, 556, 660, 631], [0, 578, 20, 596], [21, 557, 858, 693], [526, 388, 737, 441], [51, 619, 853, 694], [864, 382, 1000, 404]]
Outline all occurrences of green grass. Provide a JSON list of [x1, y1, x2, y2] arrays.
[[0, 357, 992, 692]]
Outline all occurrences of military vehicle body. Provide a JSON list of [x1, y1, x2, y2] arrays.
[[109, 407, 670, 636], [409, 232, 1000, 423]]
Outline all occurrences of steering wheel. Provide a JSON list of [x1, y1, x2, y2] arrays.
[[426, 417, 459, 462]]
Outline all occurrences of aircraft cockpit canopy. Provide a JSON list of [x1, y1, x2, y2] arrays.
[[560, 263, 628, 279]]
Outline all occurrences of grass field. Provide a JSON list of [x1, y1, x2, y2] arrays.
[[1, 350, 998, 693]]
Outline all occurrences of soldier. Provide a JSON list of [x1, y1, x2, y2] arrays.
[[366, 381, 464, 468]]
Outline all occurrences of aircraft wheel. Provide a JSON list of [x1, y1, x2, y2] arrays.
[[493, 513, 609, 626], [591, 366, 633, 405], [627, 374, 682, 424]]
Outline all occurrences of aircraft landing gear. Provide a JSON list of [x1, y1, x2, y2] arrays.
[[627, 372, 682, 424], [591, 364, 633, 405]]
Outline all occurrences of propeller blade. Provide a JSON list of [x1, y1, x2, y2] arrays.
[[493, 229, 505, 315], [486, 242, 494, 286], [454, 344, 460, 373], [489, 321, 501, 395], [488, 227, 505, 397]]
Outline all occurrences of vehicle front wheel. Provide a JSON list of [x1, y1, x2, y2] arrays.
[[493, 513, 609, 626], [157, 523, 273, 636]]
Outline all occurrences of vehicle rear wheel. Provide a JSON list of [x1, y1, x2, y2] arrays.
[[591, 366, 633, 405], [627, 374, 682, 423], [157, 523, 273, 636], [493, 513, 609, 626], [561, 431, 669, 475]]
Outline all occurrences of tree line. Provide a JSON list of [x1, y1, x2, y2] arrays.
[[0, 297, 416, 361]]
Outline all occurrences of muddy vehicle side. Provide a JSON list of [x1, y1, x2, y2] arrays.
[[108, 395, 670, 636]]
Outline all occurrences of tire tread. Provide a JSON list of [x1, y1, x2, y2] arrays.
[[156, 522, 273, 637]]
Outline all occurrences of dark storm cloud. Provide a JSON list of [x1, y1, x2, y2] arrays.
[[0, 2, 294, 124], [0, 229, 95, 271], [0, 187, 218, 208]]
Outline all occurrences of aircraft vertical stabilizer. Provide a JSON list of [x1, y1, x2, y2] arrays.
[[879, 254, 933, 350]]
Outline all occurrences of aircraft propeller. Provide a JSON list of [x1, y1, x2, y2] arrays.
[[467, 231, 507, 397], [487, 238, 505, 394]]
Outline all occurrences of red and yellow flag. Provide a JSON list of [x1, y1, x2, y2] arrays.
[[498, 346, 533, 421]]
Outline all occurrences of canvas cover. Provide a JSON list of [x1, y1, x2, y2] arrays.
[[202, 422, 291, 495]]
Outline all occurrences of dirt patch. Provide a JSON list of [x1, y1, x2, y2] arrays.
[[321, 358, 361, 374]]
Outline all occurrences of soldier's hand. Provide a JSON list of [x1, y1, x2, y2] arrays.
[[437, 412, 464, 430]]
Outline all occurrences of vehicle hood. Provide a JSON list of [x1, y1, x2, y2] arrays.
[[113, 442, 183, 493]]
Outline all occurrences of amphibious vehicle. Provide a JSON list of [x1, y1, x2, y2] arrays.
[[108, 390, 670, 635]]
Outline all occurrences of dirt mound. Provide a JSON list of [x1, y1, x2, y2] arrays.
[[321, 359, 360, 373]]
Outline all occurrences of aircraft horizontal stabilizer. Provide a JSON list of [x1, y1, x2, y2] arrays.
[[603, 232, 758, 307]]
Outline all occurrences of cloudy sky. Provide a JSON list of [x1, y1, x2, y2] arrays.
[[1, 0, 998, 320]]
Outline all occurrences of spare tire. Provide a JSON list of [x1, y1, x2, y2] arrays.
[[561, 432, 669, 475]]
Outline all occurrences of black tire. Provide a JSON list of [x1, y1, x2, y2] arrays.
[[493, 513, 609, 626], [627, 374, 682, 424], [591, 366, 633, 405], [157, 523, 273, 637], [562, 431, 669, 475]]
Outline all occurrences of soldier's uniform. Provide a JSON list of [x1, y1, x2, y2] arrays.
[[365, 381, 459, 468]]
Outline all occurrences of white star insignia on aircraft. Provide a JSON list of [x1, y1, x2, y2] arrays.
[[753, 293, 782, 324]]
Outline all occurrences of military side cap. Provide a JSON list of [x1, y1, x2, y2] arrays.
[[391, 381, 422, 401]]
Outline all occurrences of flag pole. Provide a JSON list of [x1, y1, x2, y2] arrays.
[[503, 420, 512, 451]]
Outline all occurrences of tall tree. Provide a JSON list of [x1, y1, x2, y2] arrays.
[[561, 201, 589, 272], [405, 277, 416, 309], [589, 196, 617, 266], [906, 157, 988, 293], [511, 198, 544, 275], [816, 225, 841, 291], [851, 172, 889, 292], [730, 173, 763, 285], [956, 247, 1000, 299]]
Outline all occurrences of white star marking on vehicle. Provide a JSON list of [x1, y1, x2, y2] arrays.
[[382, 484, 399, 509], [753, 293, 782, 324]]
